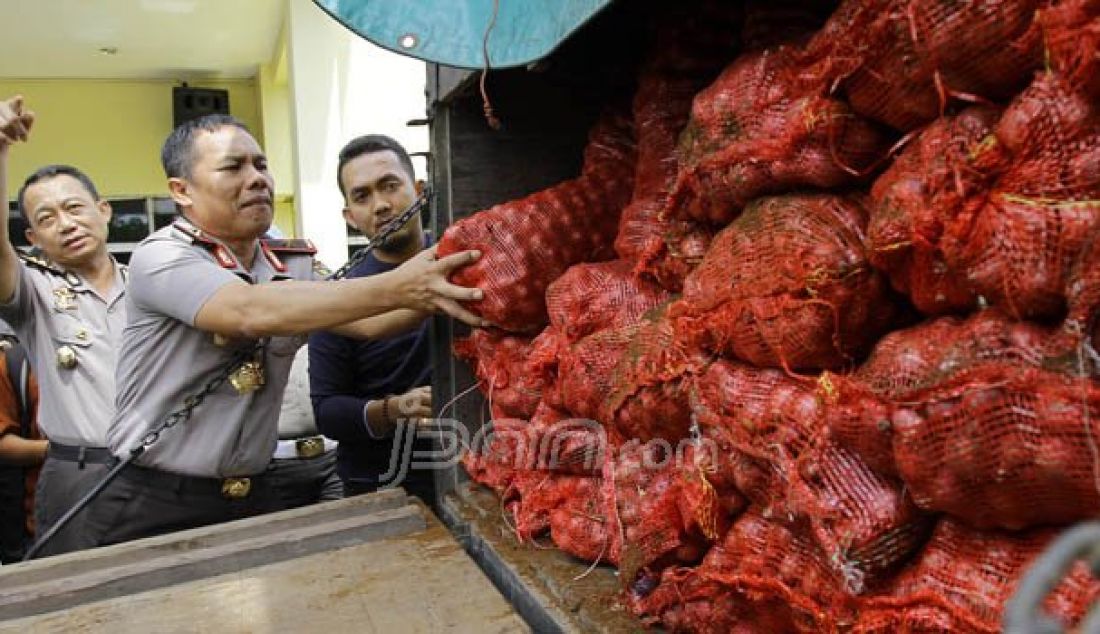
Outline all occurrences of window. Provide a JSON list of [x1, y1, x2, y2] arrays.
[[7, 195, 178, 262]]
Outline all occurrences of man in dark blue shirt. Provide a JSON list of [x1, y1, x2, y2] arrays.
[[309, 135, 435, 504]]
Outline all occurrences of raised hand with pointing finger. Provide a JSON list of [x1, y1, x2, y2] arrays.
[[0, 96, 35, 152]]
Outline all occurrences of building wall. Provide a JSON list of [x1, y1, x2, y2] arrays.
[[0, 78, 262, 198], [287, 0, 429, 269]]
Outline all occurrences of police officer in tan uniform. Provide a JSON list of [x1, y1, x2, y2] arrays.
[[89, 114, 486, 545], [0, 96, 129, 557]]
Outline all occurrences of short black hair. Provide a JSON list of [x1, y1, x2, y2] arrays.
[[161, 114, 250, 179], [17, 165, 101, 219], [336, 134, 415, 198]]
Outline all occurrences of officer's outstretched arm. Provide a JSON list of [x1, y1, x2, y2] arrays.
[[0, 96, 34, 303], [194, 247, 487, 338], [329, 308, 427, 340]]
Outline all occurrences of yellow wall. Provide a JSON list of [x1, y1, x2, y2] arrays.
[[258, 18, 297, 237], [0, 78, 262, 198]]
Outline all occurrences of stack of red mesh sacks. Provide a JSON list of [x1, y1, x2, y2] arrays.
[[451, 0, 1100, 630], [614, 1, 741, 292]]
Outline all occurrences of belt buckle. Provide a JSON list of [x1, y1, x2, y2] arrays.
[[295, 436, 324, 459], [221, 477, 252, 499]]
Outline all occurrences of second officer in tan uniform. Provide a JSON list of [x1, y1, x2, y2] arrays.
[[0, 96, 128, 557], [89, 114, 485, 545]]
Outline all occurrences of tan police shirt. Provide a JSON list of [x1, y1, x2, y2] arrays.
[[0, 253, 127, 446], [107, 219, 318, 477]]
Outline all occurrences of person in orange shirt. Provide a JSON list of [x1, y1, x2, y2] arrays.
[[0, 332, 43, 563]]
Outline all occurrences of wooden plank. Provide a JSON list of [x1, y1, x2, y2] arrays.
[[2, 488, 410, 587], [0, 490, 422, 620], [0, 516, 528, 634]]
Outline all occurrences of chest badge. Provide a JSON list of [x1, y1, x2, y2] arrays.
[[56, 345, 78, 369], [229, 360, 265, 395], [52, 287, 76, 311]]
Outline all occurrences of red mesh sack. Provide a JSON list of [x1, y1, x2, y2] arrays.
[[942, 72, 1100, 319], [805, 0, 1042, 132], [453, 329, 543, 420], [462, 418, 539, 496], [557, 323, 640, 426], [632, 510, 852, 632], [789, 436, 934, 594], [614, 72, 716, 292], [548, 475, 617, 565], [544, 260, 671, 343], [667, 46, 891, 226], [690, 360, 822, 516], [510, 469, 567, 539], [526, 400, 607, 476], [621, 198, 714, 293], [525, 326, 568, 410], [867, 107, 1001, 315], [893, 361, 1100, 530], [1064, 227, 1100, 350], [604, 304, 710, 443], [690, 360, 930, 590], [680, 193, 897, 371], [437, 114, 636, 332], [820, 309, 1048, 477], [853, 519, 1100, 633], [603, 441, 742, 588], [1041, 0, 1100, 101], [823, 310, 1054, 495]]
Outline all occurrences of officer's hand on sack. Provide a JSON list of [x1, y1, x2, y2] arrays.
[[390, 246, 489, 328], [391, 386, 432, 427], [0, 96, 34, 152]]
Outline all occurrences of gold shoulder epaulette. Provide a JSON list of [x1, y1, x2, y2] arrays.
[[17, 249, 64, 275]]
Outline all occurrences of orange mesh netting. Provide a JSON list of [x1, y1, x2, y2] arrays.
[[437, 114, 636, 332], [942, 72, 1100, 319], [632, 509, 852, 633], [893, 361, 1100, 530], [1041, 0, 1100, 100], [826, 309, 1100, 530], [603, 305, 711, 443], [679, 193, 897, 370], [544, 260, 671, 343], [600, 442, 743, 587], [789, 436, 934, 594], [853, 519, 1100, 633], [690, 360, 821, 515], [616, 72, 716, 292], [556, 322, 641, 426], [867, 106, 1001, 315], [462, 417, 539, 496], [453, 329, 544, 420], [667, 46, 891, 226], [691, 360, 929, 592], [821, 309, 1048, 477], [804, 0, 1042, 132]]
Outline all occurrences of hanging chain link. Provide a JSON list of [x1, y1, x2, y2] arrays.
[[131, 188, 434, 457]]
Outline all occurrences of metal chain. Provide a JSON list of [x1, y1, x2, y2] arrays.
[[327, 187, 433, 281]]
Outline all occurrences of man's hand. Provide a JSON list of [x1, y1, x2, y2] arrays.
[[389, 246, 489, 328], [391, 385, 432, 421], [0, 96, 34, 153]]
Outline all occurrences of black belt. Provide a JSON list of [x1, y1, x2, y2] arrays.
[[119, 463, 265, 500], [47, 443, 113, 467]]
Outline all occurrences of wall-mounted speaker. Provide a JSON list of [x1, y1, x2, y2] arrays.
[[172, 86, 230, 128]]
